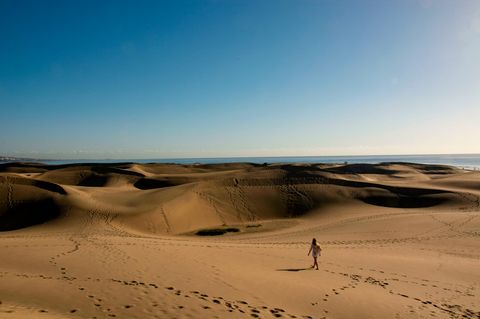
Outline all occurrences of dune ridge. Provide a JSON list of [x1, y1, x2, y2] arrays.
[[0, 162, 472, 234], [1, 162, 479, 318]]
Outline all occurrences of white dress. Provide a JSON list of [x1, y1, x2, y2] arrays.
[[311, 244, 321, 258]]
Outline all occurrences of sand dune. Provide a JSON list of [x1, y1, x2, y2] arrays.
[[0, 162, 479, 318]]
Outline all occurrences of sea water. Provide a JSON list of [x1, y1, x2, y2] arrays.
[[4, 154, 480, 169]]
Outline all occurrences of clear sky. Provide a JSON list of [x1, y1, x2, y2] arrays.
[[1, 0, 479, 159]]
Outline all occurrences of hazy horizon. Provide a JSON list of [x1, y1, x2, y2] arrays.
[[2, 0, 479, 158], [2, 152, 480, 162]]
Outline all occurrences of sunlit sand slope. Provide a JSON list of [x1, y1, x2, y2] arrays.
[[1, 162, 479, 318]]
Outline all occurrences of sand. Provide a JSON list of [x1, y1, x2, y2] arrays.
[[0, 161, 479, 318]]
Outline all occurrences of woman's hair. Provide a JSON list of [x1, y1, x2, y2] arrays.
[[312, 238, 316, 245]]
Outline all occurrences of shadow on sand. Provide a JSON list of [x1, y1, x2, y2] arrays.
[[276, 268, 313, 272]]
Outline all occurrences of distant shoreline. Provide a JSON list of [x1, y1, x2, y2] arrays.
[[1, 153, 480, 169]]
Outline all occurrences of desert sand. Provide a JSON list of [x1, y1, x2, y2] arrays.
[[0, 161, 479, 319]]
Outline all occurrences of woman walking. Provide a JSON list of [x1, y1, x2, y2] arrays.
[[307, 238, 321, 270]]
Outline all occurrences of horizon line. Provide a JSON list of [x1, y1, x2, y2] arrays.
[[2, 152, 480, 162]]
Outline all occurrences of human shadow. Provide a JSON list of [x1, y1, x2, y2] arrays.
[[276, 268, 312, 272]]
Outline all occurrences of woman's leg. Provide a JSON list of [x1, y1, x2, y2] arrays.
[[314, 257, 318, 269]]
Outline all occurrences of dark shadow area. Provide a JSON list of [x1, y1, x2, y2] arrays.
[[0, 176, 67, 195], [195, 227, 240, 236], [0, 163, 48, 173], [323, 163, 399, 175], [381, 162, 457, 174], [0, 162, 135, 172], [0, 198, 62, 231], [47, 162, 134, 170], [360, 195, 448, 208], [134, 178, 176, 190], [276, 268, 312, 272], [323, 177, 451, 196], [278, 164, 322, 179], [32, 180, 67, 195], [78, 174, 109, 187], [284, 189, 314, 217], [192, 163, 263, 170], [91, 166, 145, 177]]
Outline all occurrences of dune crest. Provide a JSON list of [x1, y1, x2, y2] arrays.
[[1, 162, 479, 318], [0, 162, 474, 234]]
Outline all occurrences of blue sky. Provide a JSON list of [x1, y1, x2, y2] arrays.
[[1, 0, 479, 159]]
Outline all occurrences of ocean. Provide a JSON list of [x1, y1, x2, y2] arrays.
[[3, 154, 480, 169]]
